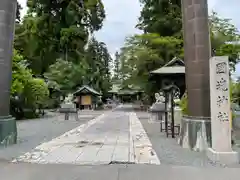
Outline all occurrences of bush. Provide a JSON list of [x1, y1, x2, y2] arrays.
[[11, 50, 32, 96], [179, 92, 188, 115], [11, 50, 50, 119], [45, 98, 61, 109], [23, 78, 49, 110]]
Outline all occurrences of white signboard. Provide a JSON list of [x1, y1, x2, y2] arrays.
[[210, 56, 231, 152]]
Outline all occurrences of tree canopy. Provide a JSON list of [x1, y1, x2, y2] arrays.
[[210, 12, 240, 71], [12, 0, 112, 118], [116, 1, 240, 104], [11, 0, 240, 115], [44, 37, 112, 95], [15, 0, 106, 75], [137, 0, 182, 37], [14, 0, 111, 94], [118, 33, 183, 102]]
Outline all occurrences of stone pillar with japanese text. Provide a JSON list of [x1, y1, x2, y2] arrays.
[[207, 56, 239, 164]]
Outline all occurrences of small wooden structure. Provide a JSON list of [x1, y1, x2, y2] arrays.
[[73, 85, 101, 110]]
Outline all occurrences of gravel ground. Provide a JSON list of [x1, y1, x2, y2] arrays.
[[136, 111, 240, 168], [0, 110, 107, 161]]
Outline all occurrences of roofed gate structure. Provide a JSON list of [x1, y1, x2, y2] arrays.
[[150, 57, 185, 138], [109, 84, 143, 103], [151, 57, 185, 98]]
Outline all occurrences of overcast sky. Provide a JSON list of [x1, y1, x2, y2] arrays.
[[18, 0, 240, 76]]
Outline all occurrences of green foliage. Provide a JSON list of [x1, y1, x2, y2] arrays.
[[120, 0, 183, 99], [215, 43, 240, 72], [137, 0, 182, 37], [210, 12, 240, 45], [84, 38, 112, 94], [210, 12, 240, 71], [23, 78, 49, 110], [117, 2, 239, 106], [137, 1, 240, 70], [14, 0, 111, 100], [231, 80, 240, 105], [11, 50, 50, 119], [12, 0, 111, 118], [44, 38, 112, 96], [44, 59, 77, 92], [45, 57, 88, 93], [179, 92, 188, 115], [118, 33, 183, 99], [15, 0, 106, 75], [11, 50, 32, 96]]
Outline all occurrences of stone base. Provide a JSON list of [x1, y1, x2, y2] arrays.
[[178, 116, 211, 152], [0, 116, 17, 147], [59, 108, 77, 113], [207, 148, 239, 165], [60, 103, 76, 109]]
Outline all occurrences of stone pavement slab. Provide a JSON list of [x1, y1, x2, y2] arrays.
[[13, 113, 107, 164], [129, 112, 160, 164], [1, 162, 240, 180], [13, 106, 160, 165]]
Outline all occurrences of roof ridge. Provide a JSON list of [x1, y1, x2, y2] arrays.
[[163, 57, 184, 67]]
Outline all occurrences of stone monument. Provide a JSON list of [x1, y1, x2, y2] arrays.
[[207, 56, 239, 164], [0, 0, 17, 146], [60, 94, 78, 120], [61, 94, 75, 108], [149, 92, 165, 122], [179, 0, 212, 151], [155, 92, 165, 103]]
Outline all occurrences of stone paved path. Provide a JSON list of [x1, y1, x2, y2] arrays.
[[2, 105, 240, 179], [0, 110, 106, 161], [14, 106, 160, 165]]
